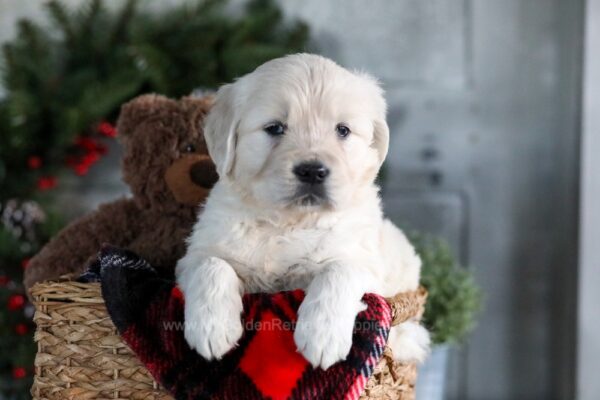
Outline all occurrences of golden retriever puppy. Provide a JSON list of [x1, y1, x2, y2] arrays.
[[177, 54, 429, 369]]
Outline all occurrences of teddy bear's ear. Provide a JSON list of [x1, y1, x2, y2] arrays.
[[181, 95, 214, 128], [182, 95, 214, 111], [203, 84, 239, 179], [117, 94, 175, 139]]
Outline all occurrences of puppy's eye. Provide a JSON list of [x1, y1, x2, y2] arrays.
[[264, 121, 286, 137], [183, 143, 196, 153], [336, 123, 351, 138]]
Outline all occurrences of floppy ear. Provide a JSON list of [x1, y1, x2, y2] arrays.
[[373, 118, 390, 167], [203, 84, 238, 178], [354, 71, 389, 167]]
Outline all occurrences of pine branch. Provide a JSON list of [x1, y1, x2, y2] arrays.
[[77, 0, 103, 39], [107, 0, 138, 48], [46, 1, 76, 45], [83, 0, 102, 25]]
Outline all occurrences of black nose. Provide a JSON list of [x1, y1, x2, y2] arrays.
[[190, 160, 219, 189], [293, 161, 330, 184]]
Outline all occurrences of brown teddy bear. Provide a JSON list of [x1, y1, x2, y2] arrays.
[[23, 94, 217, 291]]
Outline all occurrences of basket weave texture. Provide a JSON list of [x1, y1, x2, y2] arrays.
[[31, 278, 426, 400]]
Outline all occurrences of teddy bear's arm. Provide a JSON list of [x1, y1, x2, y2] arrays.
[[24, 198, 140, 291]]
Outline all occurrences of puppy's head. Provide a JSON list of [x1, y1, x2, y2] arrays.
[[204, 54, 389, 212]]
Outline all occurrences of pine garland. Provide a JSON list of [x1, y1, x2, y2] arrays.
[[0, 0, 308, 200]]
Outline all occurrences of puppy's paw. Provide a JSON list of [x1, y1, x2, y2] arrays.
[[184, 295, 244, 360], [294, 302, 360, 369], [387, 321, 430, 363], [178, 256, 244, 360]]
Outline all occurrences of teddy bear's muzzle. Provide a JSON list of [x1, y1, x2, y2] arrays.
[[165, 154, 218, 205]]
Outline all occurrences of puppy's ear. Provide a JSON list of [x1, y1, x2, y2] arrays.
[[355, 71, 389, 167], [203, 84, 238, 178], [373, 118, 389, 167]]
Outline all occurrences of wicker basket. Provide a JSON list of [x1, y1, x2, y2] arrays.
[[30, 278, 426, 400]]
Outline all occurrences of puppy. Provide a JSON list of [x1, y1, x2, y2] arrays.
[[176, 54, 429, 369]]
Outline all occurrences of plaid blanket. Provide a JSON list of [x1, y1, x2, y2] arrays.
[[90, 246, 392, 400]]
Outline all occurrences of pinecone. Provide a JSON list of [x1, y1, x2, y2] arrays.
[[0, 199, 46, 243]]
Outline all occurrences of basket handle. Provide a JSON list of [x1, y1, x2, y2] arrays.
[[385, 286, 427, 326]]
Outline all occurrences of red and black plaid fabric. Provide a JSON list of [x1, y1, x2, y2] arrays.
[[93, 246, 392, 400]]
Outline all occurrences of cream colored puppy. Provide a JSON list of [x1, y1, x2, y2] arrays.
[[176, 54, 429, 369]]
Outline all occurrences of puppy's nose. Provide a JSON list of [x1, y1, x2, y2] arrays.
[[293, 161, 330, 184]]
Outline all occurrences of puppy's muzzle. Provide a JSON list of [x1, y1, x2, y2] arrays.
[[293, 161, 330, 184], [292, 161, 330, 206]]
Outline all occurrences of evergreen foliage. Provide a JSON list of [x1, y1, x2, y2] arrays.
[[0, 0, 309, 199], [412, 234, 483, 345]]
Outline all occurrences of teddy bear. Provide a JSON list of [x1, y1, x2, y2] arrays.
[[23, 94, 217, 291]]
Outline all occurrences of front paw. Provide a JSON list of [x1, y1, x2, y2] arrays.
[[184, 296, 243, 360], [294, 304, 358, 369], [387, 321, 431, 363]]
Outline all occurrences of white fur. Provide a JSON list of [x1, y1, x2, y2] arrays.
[[176, 54, 429, 369]]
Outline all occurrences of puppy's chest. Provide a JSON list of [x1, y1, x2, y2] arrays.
[[222, 224, 333, 291]]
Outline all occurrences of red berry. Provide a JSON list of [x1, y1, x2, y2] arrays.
[[97, 121, 117, 138], [37, 176, 58, 191], [27, 156, 42, 169], [15, 323, 28, 335], [21, 258, 30, 269], [75, 136, 98, 151], [83, 151, 100, 165], [7, 294, 26, 311], [12, 367, 27, 379], [74, 163, 89, 176], [95, 143, 108, 155]]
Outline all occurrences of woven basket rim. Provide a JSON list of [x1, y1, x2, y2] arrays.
[[31, 276, 427, 326]]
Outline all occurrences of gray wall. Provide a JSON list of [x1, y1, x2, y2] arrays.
[[578, 0, 600, 399]]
